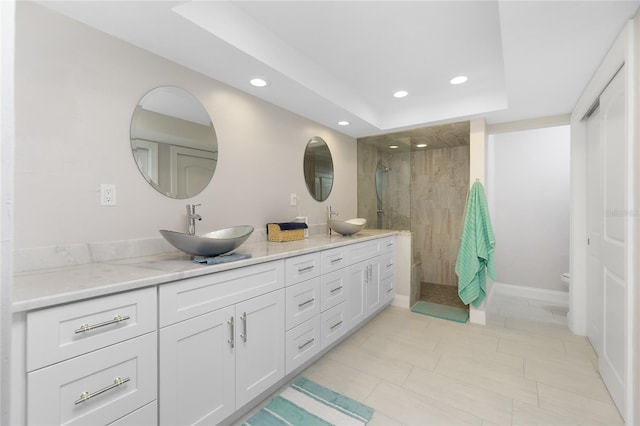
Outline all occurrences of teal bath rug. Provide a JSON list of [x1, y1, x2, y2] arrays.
[[243, 376, 375, 426], [411, 300, 469, 323]]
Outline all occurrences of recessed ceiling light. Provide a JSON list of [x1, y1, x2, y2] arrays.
[[416, 143, 428, 148], [250, 78, 268, 87], [338, 121, 350, 126], [393, 90, 408, 98], [450, 75, 468, 85], [389, 145, 399, 149]]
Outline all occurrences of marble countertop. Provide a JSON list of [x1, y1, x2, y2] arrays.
[[13, 229, 397, 313]]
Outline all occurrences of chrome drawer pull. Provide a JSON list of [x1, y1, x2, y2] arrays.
[[386, 287, 394, 293], [297, 265, 314, 273], [386, 263, 393, 268], [330, 285, 343, 294], [240, 312, 247, 342], [330, 320, 343, 330], [330, 257, 343, 264], [298, 298, 315, 308], [227, 317, 235, 348], [74, 377, 130, 405], [297, 338, 315, 350], [75, 315, 131, 334], [387, 242, 394, 247]]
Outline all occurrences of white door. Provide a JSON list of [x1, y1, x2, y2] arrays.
[[159, 306, 235, 425], [586, 68, 628, 417], [586, 107, 603, 356], [235, 290, 285, 409]]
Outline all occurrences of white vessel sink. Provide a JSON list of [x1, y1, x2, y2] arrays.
[[329, 218, 367, 236], [160, 226, 254, 257]]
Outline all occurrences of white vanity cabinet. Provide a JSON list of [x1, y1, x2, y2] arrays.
[[23, 287, 158, 426], [158, 260, 285, 426], [13, 232, 397, 426]]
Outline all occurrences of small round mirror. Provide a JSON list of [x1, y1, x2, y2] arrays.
[[303, 136, 334, 201], [130, 86, 218, 199]]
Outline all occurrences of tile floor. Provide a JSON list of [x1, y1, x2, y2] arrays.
[[238, 293, 622, 426]]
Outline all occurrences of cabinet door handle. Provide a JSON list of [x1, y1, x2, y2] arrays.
[[330, 285, 343, 294], [227, 317, 235, 348], [330, 257, 343, 264], [297, 265, 314, 273], [298, 298, 315, 308], [74, 377, 130, 405], [387, 242, 394, 247], [386, 287, 394, 293], [75, 315, 131, 334], [240, 312, 247, 342], [330, 320, 343, 330], [386, 262, 393, 268], [297, 338, 315, 350]]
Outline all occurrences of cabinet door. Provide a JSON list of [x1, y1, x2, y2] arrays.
[[347, 261, 367, 328], [159, 306, 235, 426], [235, 290, 285, 408], [366, 259, 382, 315]]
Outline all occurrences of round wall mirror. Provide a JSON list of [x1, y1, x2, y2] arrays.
[[130, 86, 218, 199], [303, 136, 334, 201]]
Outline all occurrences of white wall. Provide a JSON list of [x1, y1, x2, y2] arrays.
[[487, 125, 570, 292], [14, 2, 357, 251], [0, 1, 15, 423]]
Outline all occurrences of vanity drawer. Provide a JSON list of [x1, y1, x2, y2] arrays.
[[348, 239, 383, 264], [381, 236, 396, 254], [109, 401, 157, 426], [320, 268, 347, 311], [321, 302, 348, 349], [285, 277, 321, 330], [285, 253, 321, 286], [380, 253, 395, 279], [27, 332, 157, 426], [320, 246, 348, 274], [26, 287, 157, 371], [381, 274, 395, 305], [285, 316, 321, 374], [159, 260, 284, 327]]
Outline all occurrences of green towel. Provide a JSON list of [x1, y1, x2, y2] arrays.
[[456, 181, 496, 307]]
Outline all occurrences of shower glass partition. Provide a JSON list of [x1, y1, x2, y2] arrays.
[[357, 122, 470, 307]]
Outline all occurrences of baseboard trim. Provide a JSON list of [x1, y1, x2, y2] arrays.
[[492, 282, 569, 305], [392, 294, 410, 309]]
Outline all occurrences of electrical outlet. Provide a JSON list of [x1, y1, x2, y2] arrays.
[[290, 193, 297, 206], [100, 184, 116, 206]]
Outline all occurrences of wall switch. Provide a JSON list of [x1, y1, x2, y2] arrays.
[[290, 193, 298, 206], [100, 184, 116, 206]]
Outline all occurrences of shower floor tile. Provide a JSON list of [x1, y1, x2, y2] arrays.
[[420, 281, 468, 310]]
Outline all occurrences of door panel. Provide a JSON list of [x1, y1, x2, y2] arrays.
[[587, 68, 627, 418]]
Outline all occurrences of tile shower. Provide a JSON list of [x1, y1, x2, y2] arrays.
[[357, 122, 470, 309]]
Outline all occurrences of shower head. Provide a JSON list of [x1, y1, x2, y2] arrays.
[[377, 161, 391, 173]]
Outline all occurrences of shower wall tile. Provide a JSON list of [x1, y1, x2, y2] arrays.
[[412, 146, 469, 287]]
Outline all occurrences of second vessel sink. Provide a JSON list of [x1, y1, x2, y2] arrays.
[[160, 225, 254, 257], [329, 218, 367, 236]]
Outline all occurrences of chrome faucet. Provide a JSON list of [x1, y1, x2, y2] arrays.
[[186, 203, 202, 235], [327, 205, 338, 235]]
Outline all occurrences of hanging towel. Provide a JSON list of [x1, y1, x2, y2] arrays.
[[456, 181, 496, 308]]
